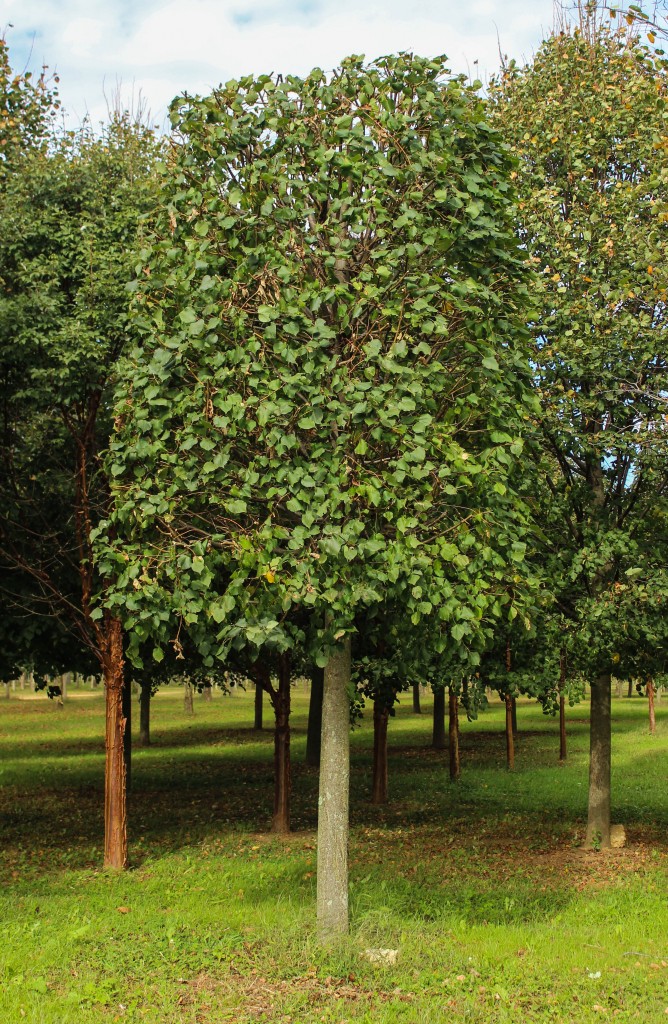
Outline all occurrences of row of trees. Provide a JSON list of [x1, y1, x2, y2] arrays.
[[1, 4, 667, 941]]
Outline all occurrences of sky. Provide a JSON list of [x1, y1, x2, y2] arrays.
[[1, 0, 557, 129]]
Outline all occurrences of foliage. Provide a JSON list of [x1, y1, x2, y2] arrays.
[[490, 19, 668, 676], [100, 53, 538, 672]]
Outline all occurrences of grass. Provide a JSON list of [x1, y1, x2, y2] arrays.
[[1, 683, 668, 1022]]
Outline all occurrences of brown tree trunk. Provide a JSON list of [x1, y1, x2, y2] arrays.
[[585, 672, 612, 848], [511, 696, 518, 739], [648, 678, 656, 735], [202, 682, 213, 702], [317, 634, 351, 943], [270, 655, 291, 833], [254, 680, 263, 730], [306, 666, 324, 766], [122, 672, 132, 793], [371, 700, 389, 804], [449, 687, 460, 781], [559, 652, 567, 762], [505, 692, 515, 771], [627, 678, 633, 699], [183, 679, 194, 715], [432, 687, 446, 749], [103, 616, 128, 871], [412, 681, 422, 714], [138, 681, 151, 747]]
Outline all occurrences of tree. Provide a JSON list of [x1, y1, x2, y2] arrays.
[[101, 53, 538, 938], [491, 11, 668, 845], [0, 96, 161, 868]]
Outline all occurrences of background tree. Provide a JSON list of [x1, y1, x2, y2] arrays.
[[0, 88, 162, 868], [491, 11, 668, 845]]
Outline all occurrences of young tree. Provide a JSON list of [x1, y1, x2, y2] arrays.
[[0, 95, 161, 868], [491, 12, 668, 845], [101, 53, 538, 937]]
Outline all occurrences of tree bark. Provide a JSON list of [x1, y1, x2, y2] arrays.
[[412, 681, 422, 714], [511, 695, 518, 739], [306, 666, 324, 766], [270, 654, 291, 833], [254, 680, 263, 730], [448, 687, 460, 781], [505, 692, 515, 771], [183, 679, 194, 715], [103, 615, 128, 871], [432, 687, 446, 749], [138, 681, 151, 747], [585, 672, 611, 848], [317, 635, 350, 943], [648, 678, 656, 735], [371, 700, 389, 804], [202, 681, 213, 702], [627, 678, 633, 699], [122, 672, 132, 793]]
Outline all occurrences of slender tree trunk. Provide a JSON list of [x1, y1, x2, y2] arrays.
[[585, 672, 612, 848], [254, 680, 263, 730], [103, 615, 128, 871], [271, 654, 291, 833], [648, 678, 656, 735], [412, 681, 422, 714], [138, 681, 151, 747], [61, 672, 70, 702], [627, 678, 633, 699], [306, 666, 324, 767], [616, 677, 623, 699], [202, 682, 213, 702], [371, 700, 389, 804], [505, 692, 515, 771], [511, 696, 518, 739], [432, 688, 446, 749], [317, 635, 351, 943], [122, 673, 132, 793], [183, 679, 194, 715], [448, 687, 460, 781], [559, 652, 567, 762]]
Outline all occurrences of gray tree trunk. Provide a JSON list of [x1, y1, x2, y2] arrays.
[[585, 672, 611, 848], [316, 635, 350, 943]]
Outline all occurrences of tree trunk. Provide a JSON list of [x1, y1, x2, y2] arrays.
[[616, 677, 623, 699], [585, 672, 611, 849], [317, 635, 351, 943], [306, 666, 324, 766], [432, 687, 446, 749], [138, 681, 151, 748], [122, 672, 132, 793], [627, 678, 633, 699], [270, 654, 291, 833], [505, 692, 515, 771], [412, 681, 421, 714], [202, 682, 213, 702], [103, 616, 128, 871], [559, 651, 567, 761], [371, 700, 389, 804], [449, 687, 460, 781], [183, 679, 194, 715], [61, 672, 70, 702], [648, 678, 656, 735], [254, 680, 263, 730], [511, 695, 518, 739]]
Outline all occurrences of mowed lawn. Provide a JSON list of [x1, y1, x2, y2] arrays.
[[1, 683, 667, 1023]]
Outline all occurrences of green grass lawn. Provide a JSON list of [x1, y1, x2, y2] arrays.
[[1, 684, 668, 1022]]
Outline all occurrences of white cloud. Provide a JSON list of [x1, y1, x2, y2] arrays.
[[1, 0, 555, 128]]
